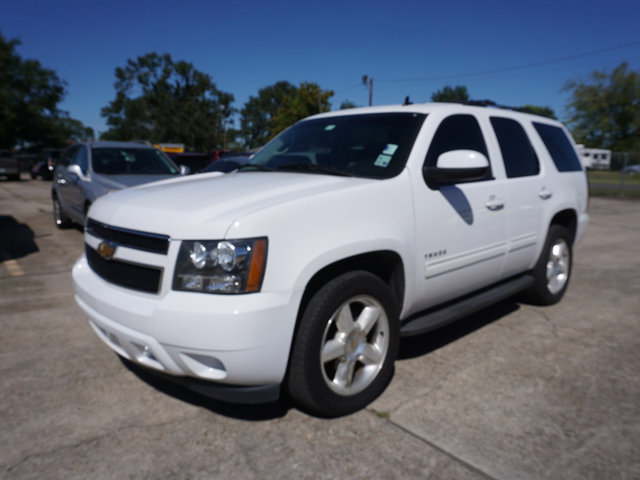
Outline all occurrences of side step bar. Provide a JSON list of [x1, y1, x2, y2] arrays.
[[399, 274, 534, 337]]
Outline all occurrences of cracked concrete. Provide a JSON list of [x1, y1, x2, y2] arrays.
[[1, 176, 639, 479]]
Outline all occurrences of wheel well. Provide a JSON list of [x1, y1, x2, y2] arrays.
[[285, 251, 405, 386], [297, 251, 405, 323], [550, 209, 577, 244]]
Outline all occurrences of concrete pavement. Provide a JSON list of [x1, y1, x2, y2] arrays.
[[1, 175, 639, 479]]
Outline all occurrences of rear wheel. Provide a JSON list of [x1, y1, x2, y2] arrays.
[[526, 225, 572, 305], [53, 195, 72, 229], [287, 271, 399, 417]]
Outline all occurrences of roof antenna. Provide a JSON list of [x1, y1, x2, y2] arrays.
[[403, 96, 413, 106]]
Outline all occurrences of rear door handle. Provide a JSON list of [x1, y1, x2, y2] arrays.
[[539, 188, 553, 200], [485, 196, 504, 211]]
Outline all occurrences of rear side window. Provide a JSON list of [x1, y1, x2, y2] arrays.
[[533, 123, 582, 172], [426, 114, 489, 167], [490, 117, 539, 178]]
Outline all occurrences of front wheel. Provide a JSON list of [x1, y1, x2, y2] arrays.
[[287, 271, 399, 417], [526, 225, 573, 305]]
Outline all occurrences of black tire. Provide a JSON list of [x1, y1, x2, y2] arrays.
[[53, 195, 72, 229], [526, 225, 573, 305], [287, 271, 399, 417]]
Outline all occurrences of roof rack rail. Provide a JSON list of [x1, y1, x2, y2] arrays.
[[461, 100, 541, 115]]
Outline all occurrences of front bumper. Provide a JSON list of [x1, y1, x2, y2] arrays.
[[73, 255, 301, 393]]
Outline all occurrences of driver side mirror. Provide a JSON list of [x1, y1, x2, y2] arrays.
[[423, 150, 490, 189], [67, 164, 88, 180]]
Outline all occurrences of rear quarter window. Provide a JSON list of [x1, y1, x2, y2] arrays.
[[533, 122, 582, 172]]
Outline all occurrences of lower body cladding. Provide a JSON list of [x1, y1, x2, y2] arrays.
[[72, 256, 301, 404]]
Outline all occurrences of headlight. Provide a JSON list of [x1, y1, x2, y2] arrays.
[[173, 237, 267, 294]]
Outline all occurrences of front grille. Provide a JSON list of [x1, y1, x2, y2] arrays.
[[86, 244, 162, 294], [86, 219, 170, 254]]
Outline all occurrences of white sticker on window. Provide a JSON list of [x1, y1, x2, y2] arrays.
[[324, 124, 336, 131], [374, 154, 392, 167], [382, 144, 398, 155]]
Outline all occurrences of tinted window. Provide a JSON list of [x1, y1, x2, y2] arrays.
[[91, 148, 179, 175], [425, 114, 489, 168], [76, 146, 88, 174], [490, 117, 539, 178], [533, 123, 582, 172], [249, 113, 426, 179]]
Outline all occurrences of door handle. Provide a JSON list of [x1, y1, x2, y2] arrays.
[[485, 196, 504, 211], [539, 188, 553, 200]]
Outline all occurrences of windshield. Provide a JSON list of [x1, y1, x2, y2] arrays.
[[248, 112, 426, 179], [91, 148, 179, 175]]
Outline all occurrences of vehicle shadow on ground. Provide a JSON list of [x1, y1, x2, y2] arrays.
[[120, 299, 521, 421], [398, 300, 521, 360], [0, 215, 39, 261], [120, 357, 294, 421]]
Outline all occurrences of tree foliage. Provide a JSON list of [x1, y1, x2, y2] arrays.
[[239, 81, 297, 148], [519, 105, 556, 119], [431, 85, 470, 103], [239, 81, 333, 148], [269, 82, 333, 136], [564, 62, 640, 151], [0, 31, 92, 148], [101, 53, 233, 151], [339, 100, 357, 110]]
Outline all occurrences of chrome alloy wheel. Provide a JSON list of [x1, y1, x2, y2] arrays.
[[546, 238, 570, 294], [320, 295, 390, 396]]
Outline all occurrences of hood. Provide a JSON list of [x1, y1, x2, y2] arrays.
[[88, 171, 373, 239]]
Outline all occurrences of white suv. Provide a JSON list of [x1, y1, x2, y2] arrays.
[[73, 103, 588, 416]]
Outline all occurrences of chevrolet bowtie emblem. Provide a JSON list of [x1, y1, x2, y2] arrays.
[[97, 241, 117, 260]]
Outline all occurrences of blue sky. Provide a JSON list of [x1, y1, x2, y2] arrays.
[[3, 0, 640, 138]]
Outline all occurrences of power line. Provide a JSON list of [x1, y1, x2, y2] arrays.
[[376, 40, 640, 83]]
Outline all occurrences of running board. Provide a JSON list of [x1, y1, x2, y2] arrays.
[[399, 274, 534, 337]]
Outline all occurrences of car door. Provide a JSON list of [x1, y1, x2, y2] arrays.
[[55, 145, 88, 221], [410, 113, 509, 312], [54, 145, 79, 215], [487, 116, 546, 277]]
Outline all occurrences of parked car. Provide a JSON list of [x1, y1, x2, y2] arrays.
[[73, 103, 588, 416], [0, 151, 21, 181], [31, 149, 62, 180], [622, 164, 640, 175], [166, 152, 214, 173], [52, 141, 185, 228]]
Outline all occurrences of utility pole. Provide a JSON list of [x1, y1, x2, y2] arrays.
[[362, 75, 373, 106]]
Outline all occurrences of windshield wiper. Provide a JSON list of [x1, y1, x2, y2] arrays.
[[276, 162, 354, 177], [236, 164, 274, 172]]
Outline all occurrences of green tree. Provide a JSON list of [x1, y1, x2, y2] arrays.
[[0, 31, 91, 148], [564, 62, 640, 151], [240, 81, 333, 147], [101, 53, 233, 151], [519, 105, 557, 119], [239, 81, 297, 148], [431, 85, 470, 103], [269, 82, 333, 135], [339, 100, 357, 110]]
